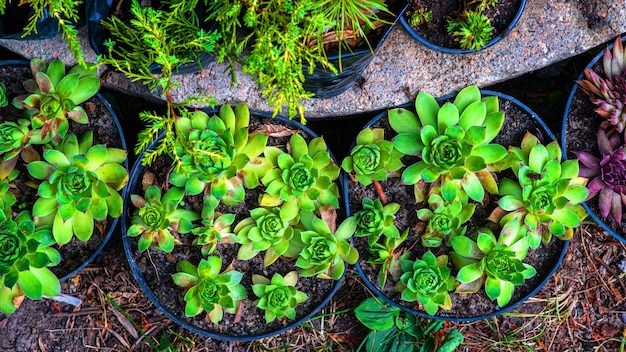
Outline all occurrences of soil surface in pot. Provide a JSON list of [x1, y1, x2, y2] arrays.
[[405, 0, 523, 49], [0, 63, 125, 280], [563, 59, 626, 238], [125, 116, 343, 337], [349, 96, 566, 319]]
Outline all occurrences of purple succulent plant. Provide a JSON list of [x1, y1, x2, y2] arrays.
[[574, 122, 626, 224], [576, 37, 626, 132]]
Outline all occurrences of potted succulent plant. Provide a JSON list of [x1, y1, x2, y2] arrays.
[[400, 0, 526, 53], [562, 35, 626, 242], [0, 58, 128, 315], [341, 85, 586, 320], [121, 102, 358, 339]]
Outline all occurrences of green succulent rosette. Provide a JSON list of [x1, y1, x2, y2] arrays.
[[28, 132, 128, 245], [352, 197, 400, 245], [417, 192, 475, 248], [294, 211, 358, 280], [0, 210, 61, 315], [389, 85, 509, 202], [191, 196, 235, 256], [252, 271, 308, 323], [341, 127, 404, 186], [13, 58, 100, 139], [169, 104, 271, 206], [260, 133, 340, 221], [171, 256, 246, 324], [397, 251, 457, 315], [498, 132, 589, 248], [127, 185, 200, 253]]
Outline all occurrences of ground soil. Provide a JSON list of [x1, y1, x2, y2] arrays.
[[404, 0, 523, 50]]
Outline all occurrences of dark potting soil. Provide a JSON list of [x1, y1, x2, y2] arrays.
[[405, 0, 523, 50], [0, 63, 125, 281], [126, 116, 342, 337], [563, 58, 626, 238], [348, 96, 566, 319]]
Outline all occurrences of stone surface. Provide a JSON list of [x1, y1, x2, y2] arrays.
[[1, 0, 625, 119]]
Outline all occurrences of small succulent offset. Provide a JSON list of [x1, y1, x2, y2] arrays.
[[575, 122, 626, 224], [234, 206, 299, 267], [367, 228, 408, 288], [450, 228, 535, 308], [191, 198, 235, 256], [252, 271, 308, 323], [417, 192, 475, 248], [341, 128, 404, 186], [576, 37, 626, 132], [295, 211, 359, 280], [171, 256, 246, 324], [260, 134, 341, 220], [396, 251, 457, 315], [389, 85, 507, 202], [498, 132, 589, 248], [27, 132, 129, 245], [446, 11, 494, 51], [352, 197, 401, 245], [169, 104, 271, 205], [0, 210, 61, 315], [13, 58, 100, 139], [127, 186, 200, 252]]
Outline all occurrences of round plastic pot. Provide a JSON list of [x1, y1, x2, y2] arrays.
[[561, 35, 626, 243], [302, 1, 408, 99], [121, 110, 344, 341], [0, 60, 127, 282], [344, 90, 568, 321], [0, 5, 61, 40], [399, 0, 526, 54], [87, 0, 215, 75]]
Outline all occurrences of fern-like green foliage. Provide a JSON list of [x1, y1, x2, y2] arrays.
[[98, 0, 220, 93], [0, 0, 85, 66]]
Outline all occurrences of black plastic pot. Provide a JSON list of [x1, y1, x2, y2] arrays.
[[87, 0, 215, 75], [345, 90, 568, 321], [399, 0, 526, 54], [121, 110, 344, 341], [0, 6, 61, 40], [0, 60, 127, 282], [303, 1, 409, 99], [561, 35, 626, 243]]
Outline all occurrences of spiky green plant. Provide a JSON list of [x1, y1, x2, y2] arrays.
[[294, 211, 359, 280], [450, 228, 535, 308], [234, 206, 299, 267], [0, 210, 61, 315], [168, 104, 272, 206], [389, 85, 508, 202], [341, 128, 404, 186], [171, 256, 246, 323], [27, 132, 128, 245], [446, 11, 494, 51], [498, 132, 589, 248], [351, 197, 401, 245], [13, 58, 100, 139], [252, 271, 308, 323], [127, 186, 200, 252], [396, 251, 457, 315], [417, 192, 475, 248], [260, 133, 341, 221]]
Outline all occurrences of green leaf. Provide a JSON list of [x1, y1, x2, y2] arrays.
[[415, 91, 439, 128], [459, 101, 486, 130], [27, 161, 55, 180], [453, 85, 481, 113], [354, 297, 399, 331], [18, 270, 43, 300], [389, 108, 421, 135], [437, 103, 459, 134]]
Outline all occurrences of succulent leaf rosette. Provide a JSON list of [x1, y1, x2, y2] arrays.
[[389, 85, 508, 202], [417, 192, 475, 248], [294, 211, 359, 280], [27, 132, 129, 245], [234, 206, 298, 267], [351, 197, 401, 245], [498, 132, 589, 248], [396, 251, 457, 315], [252, 271, 308, 323], [0, 119, 42, 162], [13, 58, 100, 139], [446, 11, 494, 51], [0, 210, 61, 315], [127, 185, 200, 252], [171, 256, 246, 324], [260, 133, 340, 221], [574, 121, 626, 224], [576, 37, 626, 132], [341, 127, 404, 186], [450, 228, 535, 307], [169, 104, 272, 205], [191, 196, 235, 256], [368, 229, 408, 288]]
